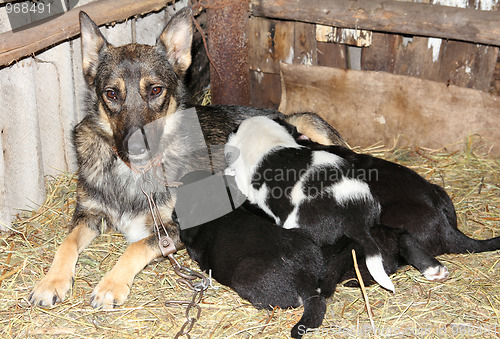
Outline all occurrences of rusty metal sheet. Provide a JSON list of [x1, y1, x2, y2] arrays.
[[207, 0, 250, 105]]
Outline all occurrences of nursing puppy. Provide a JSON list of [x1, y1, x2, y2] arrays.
[[225, 116, 394, 292], [227, 116, 500, 285], [176, 173, 326, 338]]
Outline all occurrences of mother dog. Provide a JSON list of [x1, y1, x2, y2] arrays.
[[29, 8, 343, 309]]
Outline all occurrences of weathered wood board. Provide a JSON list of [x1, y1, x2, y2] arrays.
[[248, 18, 319, 108], [250, 0, 500, 46], [250, 71, 281, 109], [279, 63, 500, 154], [0, 0, 176, 66], [362, 33, 499, 93], [248, 16, 295, 74]]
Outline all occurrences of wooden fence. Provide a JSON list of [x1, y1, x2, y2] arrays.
[[248, 0, 500, 108]]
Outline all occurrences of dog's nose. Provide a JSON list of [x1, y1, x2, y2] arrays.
[[123, 126, 149, 156]]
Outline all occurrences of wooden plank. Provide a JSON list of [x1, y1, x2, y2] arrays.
[[437, 41, 498, 92], [317, 25, 372, 47], [279, 63, 500, 154], [494, 54, 500, 95], [248, 17, 294, 74], [249, 71, 281, 109], [361, 32, 397, 73], [317, 42, 347, 69], [293, 22, 317, 66], [0, 0, 176, 67], [363, 33, 499, 92], [250, 0, 500, 47], [393, 36, 443, 82]]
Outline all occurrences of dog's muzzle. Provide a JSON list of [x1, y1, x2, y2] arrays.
[[123, 126, 151, 161]]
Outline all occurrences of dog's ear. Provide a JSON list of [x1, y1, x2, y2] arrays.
[[79, 11, 108, 84], [157, 7, 193, 75]]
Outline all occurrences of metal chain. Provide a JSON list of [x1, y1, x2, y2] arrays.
[[141, 177, 210, 338], [166, 254, 210, 339]]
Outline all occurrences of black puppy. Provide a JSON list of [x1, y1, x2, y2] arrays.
[[175, 175, 448, 338], [307, 143, 500, 260], [290, 118, 500, 285], [175, 172, 326, 338], [225, 116, 395, 292], [175, 170, 466, 338]]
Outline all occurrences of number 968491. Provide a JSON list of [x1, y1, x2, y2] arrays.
[[6, 2, 52, 15]]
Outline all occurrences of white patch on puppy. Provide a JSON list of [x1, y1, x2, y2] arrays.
[[225, 115, 302, 205], [225, 116, 301, 172], [312, 150, 344, 168], [283, 206, 300, 229], [365, 254, 395, 292], [254, 184, 281, 225], [329, 177, 372, 205], [423, 265, 449, 281], [290, 180, 306, 205]]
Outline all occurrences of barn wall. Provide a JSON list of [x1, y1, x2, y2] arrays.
[[0, 0, 188, 231], [249, 0, 500, 109]]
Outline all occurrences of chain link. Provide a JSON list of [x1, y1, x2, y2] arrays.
[[166, 254, 210, 339], [141, 177, 210, 338]]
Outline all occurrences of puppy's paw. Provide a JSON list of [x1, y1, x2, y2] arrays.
[[29, 275, 73, 308], [90, 275, 130, 309], [423, 265, 449, 282]]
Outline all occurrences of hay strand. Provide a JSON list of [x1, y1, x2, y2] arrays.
[[351, 249, 376, 333]]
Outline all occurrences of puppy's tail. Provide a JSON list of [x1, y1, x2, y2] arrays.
[[436, 184, 500, 254], [365, 252, 395, 292], [357, 234, 395, 292], [445, 229, 500, 254], [291, 294, 326, 338]]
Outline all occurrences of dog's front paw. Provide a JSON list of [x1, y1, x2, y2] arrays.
[[423, 265, 449, 282], [90, 275, 131, 309], [29, 275, 73, 308]]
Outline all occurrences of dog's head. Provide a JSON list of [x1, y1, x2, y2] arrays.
[[225, 117, 302, 195], [79, 8, 193, 167]]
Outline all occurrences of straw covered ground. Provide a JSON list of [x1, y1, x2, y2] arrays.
[[1, 140, 499, 338]]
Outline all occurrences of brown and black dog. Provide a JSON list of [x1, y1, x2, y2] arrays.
[[29, 8, 343, 309]]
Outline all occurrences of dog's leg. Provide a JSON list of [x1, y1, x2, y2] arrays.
[[30, 222, 99, 307], [90, 234, 162, 309], [399, 234, 449, 282]]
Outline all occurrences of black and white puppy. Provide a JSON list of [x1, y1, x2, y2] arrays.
[[225, 116, 395, 292], [226, 116, 500, 284], [176, 172, 327, 338]]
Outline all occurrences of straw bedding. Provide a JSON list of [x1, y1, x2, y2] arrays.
[[1, 141, 498, 338]]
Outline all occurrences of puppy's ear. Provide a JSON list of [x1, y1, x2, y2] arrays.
[[79, 11, 108, 84], [157, 7, 193, 75]]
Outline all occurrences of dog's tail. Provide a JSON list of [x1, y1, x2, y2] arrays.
[[357, 235, 395, 293], [435, 184, 500, 254], [291, 294, 326, 338], [449, 233, 500, 253], [365, 252, 395, 292]]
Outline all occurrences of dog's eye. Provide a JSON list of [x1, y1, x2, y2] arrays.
[[150, 86, 163, 97], [105, 89, 118, 101]]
